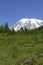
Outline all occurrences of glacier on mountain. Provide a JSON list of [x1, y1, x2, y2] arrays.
[[13, 18, 43, 31]]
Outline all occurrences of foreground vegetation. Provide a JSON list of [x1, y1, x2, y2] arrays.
[[0, 23, 43, 65]]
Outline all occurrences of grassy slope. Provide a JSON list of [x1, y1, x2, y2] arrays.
[[0, 30, 43, 65]]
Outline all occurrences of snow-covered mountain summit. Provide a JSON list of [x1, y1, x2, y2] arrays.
[[13, 18, 43, 31]]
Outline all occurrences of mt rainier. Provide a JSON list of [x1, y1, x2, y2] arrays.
[[13, 18, 43, 31]]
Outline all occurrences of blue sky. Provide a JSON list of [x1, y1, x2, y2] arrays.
[[0, 0, 43, 26]]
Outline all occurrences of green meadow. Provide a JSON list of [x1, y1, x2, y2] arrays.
[[0, 25, 43, 65]]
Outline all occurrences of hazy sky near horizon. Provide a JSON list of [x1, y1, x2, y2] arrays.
[[0, 0, 43, 26]]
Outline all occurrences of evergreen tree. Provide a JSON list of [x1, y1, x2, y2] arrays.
[[3, 22, 9, 33], [11, 28, 15, 34], [4, 22, 8, 29]]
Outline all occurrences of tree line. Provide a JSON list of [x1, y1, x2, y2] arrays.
[[0, 22, 43, 35], [0, 22, 15, 34]]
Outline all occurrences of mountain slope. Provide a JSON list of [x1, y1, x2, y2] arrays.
[[13, 18, 43, 31]]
